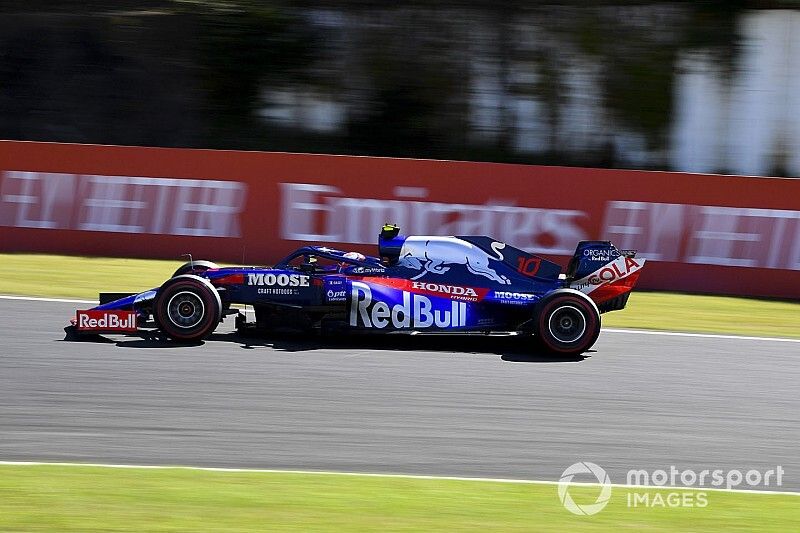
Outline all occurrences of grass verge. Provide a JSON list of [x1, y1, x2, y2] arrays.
[[0, 465, 797, 532], [603, 291, 800, 339], [0, 253, 798, 339]]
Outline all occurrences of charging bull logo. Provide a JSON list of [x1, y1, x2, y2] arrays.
[[398, 236, 511, 285]]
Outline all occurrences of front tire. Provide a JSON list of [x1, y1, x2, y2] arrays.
[[171, 260, 219, 278], [154, 275, 221, 342], [534, 292, 600, 356]]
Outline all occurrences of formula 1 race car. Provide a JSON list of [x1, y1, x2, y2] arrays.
[[65, 225, 645, 356]]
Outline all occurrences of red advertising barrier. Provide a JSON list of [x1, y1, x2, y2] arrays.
[[1, 140, 799, 299]]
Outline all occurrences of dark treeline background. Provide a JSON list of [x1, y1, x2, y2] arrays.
[[0, 1, 775, 169]]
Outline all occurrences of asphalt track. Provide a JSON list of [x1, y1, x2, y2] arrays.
[[1, 298, 798, 490]]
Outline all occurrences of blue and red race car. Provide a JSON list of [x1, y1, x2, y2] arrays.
[[66, 225, 645, 356]]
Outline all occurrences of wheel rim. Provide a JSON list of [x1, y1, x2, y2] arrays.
[[167, 291, 205, 329], [548, 305, 587, 344]]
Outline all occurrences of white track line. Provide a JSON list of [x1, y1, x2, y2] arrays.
[[0, 294, 96, 304], [603, 328, 800, 344], [0, 461, 796, 495], [1, 294, 797, 344]]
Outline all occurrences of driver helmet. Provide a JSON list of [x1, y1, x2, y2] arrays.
[[342, 251, 366, 262], [340, 251, 366, 272]]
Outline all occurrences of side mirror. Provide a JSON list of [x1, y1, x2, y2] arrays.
[[299, 255, 317, 272]]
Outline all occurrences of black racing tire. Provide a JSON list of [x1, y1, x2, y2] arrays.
[[154, 275, 221, 342], [533, 291, 600, 356], [171, 260, 219, 278]]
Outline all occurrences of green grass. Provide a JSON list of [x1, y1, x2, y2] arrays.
[[0, 253, 798, 339], [0, 465, 797, 532], [0, 254, 179, 300], [602, 291, 800, 339]]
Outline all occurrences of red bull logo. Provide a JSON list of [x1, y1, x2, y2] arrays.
[[76, 310, 137, 332], [349, 282, 468, 329]]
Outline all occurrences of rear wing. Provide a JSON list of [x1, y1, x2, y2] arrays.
[[566, 241, 645, 312]]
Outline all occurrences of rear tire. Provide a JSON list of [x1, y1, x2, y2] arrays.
[[154, 275, 221, 342], [534, 292, 600, 356]]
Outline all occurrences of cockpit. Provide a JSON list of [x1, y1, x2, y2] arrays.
[[275, 246, 385, 274]]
